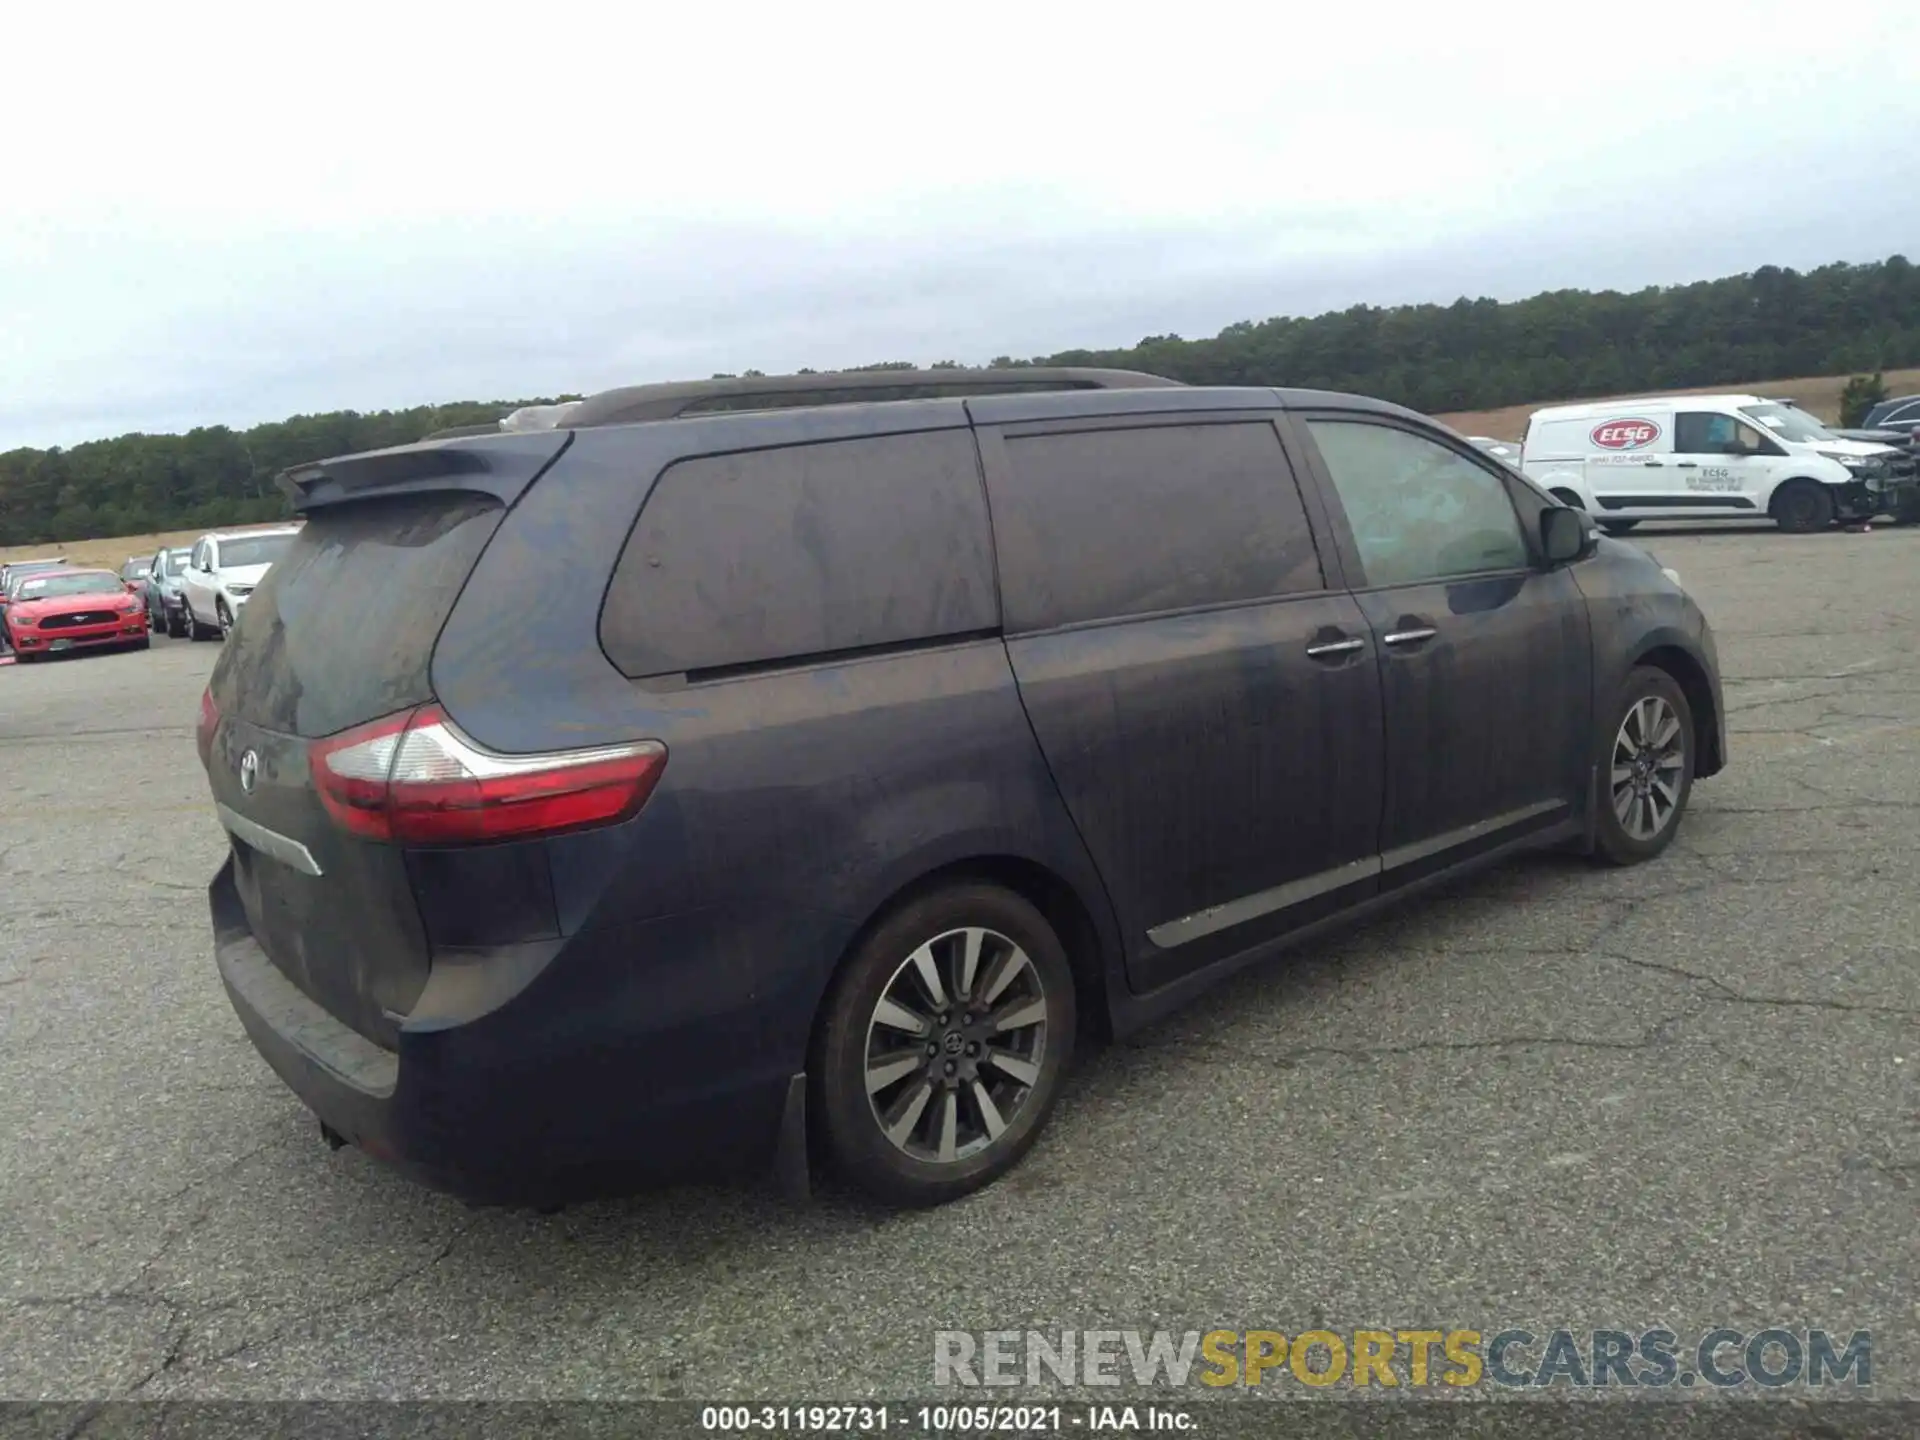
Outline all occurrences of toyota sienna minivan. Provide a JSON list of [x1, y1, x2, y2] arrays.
[[198, 368, 1726, 1208]]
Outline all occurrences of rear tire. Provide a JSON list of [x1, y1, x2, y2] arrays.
[[814, 883, 1076, 1207], [186, 603, 213, 641], [216, 600, 234, 641], [166, 605, 187, 639], [1771, 479, 1835, 534], [1593, 666, 1695, 866]]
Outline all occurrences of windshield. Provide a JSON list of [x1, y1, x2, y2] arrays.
[[1740, 402, 1833, 444], [16, 572, 122, 600], [124, 560, 152, 578], [218, 534, 296, 568]]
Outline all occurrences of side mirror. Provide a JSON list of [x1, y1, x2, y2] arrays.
[[1541, 505, 1592, 564]]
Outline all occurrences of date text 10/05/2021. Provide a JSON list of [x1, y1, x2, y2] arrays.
[[701, 1408, 1192, 1433]]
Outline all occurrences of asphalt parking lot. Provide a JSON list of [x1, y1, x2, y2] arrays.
[[2, 525, 1918, 1404]]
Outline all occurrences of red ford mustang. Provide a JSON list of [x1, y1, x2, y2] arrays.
[[3, 568, 152, 663]]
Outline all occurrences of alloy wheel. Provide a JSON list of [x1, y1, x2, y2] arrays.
[[1611, 695, 1686, 841], [863, 926, 1049, 1165]]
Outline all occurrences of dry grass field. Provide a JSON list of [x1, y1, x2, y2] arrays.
[[1434, 365, 1920, 440], [0, 524, 295, 571], [6, 366, 1915, 562]]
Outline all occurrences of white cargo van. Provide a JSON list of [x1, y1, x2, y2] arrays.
[[1520, 394, 1914, 533]]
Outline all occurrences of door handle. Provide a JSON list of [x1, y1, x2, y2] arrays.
[[1642, 460, 1665, 468], [1382, 627, 1438, 647], [1306, 637, 1366, 659], [1676, 462, 1698, 469]]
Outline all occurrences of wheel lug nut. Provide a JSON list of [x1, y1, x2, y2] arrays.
[[943, 1061, 956, 1075], [926, 1043, 938, 1056], [967, 1042, 980, 1055], [938, 1012, 950, 1025]]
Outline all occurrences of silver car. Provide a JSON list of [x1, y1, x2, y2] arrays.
[[145, 546, 196, 638]]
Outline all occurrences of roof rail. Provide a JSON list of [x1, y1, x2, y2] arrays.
[[563, 367, 1183, 429], [421, 422, 513, 441]]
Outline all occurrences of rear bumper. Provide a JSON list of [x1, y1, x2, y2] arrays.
[[210, 855, 801, 1204]]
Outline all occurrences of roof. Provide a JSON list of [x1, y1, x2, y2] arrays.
[[1529, 393, 1770, 420], [203, 525, 303, 543], [420, 367, 1184, 440]]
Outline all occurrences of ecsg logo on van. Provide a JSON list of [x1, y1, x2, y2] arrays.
[[1590, 418, 1662, 451]]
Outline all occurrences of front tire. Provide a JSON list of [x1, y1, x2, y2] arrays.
[[166, 604, 187, 639], [1771, 479, 1835, 534], [1593, 666, 1695, 866], [814, 884, 1076, 1207]]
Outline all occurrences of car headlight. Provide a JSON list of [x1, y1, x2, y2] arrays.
[[1818, 450, 1877, 474], [11, 615, 32, 629]]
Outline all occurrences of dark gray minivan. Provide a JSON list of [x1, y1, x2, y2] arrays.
[[199, 369, 1725, 1208]]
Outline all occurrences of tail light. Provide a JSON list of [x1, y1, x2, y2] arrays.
[[309, 704, 667, 845], [196, 688, 220, 768]]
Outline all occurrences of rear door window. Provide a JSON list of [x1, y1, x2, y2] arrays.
[[212, 492, 504, 737], [599, 429, 997, 678], [987, 419, 1324, 632]]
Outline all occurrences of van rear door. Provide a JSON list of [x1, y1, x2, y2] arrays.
[[202, 433, 568, 1046]]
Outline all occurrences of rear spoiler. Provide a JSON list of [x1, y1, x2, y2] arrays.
[[278, 431, 574, 512]]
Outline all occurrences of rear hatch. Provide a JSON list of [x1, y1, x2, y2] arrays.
[[205, 489, 509, 1046]]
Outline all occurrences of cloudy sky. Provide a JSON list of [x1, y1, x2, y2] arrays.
[[4, 0, 1917, 451]]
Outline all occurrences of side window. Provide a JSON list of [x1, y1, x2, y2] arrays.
[[1679, 412, 1776, 455], [989, 420, 1324, 632], [191, 542, 207, 571], [600, 429, 997, 677], [1306, 420, 1530, 588], [1887, 401, 1920, 426], [1675, 412, 1736, 453]]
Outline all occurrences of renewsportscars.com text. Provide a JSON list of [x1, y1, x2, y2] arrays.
[[933, 1328, 1871, 1390]]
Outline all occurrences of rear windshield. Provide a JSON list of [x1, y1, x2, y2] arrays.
[[212, 493, 503, 737], [219, 534, 297, 568]]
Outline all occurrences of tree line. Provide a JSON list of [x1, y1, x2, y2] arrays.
[[3, 254, 1916, 545]]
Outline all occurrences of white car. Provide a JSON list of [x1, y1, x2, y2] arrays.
[[1465, 435, 1523, 467], [1521, 394, 1912, 534], [179, 526, 301, 640]]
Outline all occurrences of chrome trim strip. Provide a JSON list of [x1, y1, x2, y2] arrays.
[[1147, 857, 1381, 949], [1145, 799, 1569, 949], [1379, 799, 1567, 873], [217, 803, 324, 878]]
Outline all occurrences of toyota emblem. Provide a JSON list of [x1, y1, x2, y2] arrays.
[[239, 750, 259, 795]]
